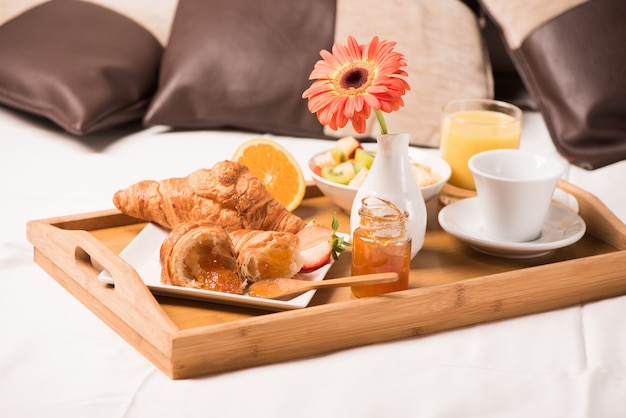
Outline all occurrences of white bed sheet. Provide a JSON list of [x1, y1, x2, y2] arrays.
[[1, 106, 625, 418]]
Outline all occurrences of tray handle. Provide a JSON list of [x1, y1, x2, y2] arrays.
[[27, 220, 179, 338], [558, 179, 626, 250]]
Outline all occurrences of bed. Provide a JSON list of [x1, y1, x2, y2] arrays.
[[2, 1, 626, 417]]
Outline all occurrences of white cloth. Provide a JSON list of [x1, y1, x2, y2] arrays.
[[1, 106, 625, 418]]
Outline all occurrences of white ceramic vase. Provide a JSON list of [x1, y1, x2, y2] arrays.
[[350, 133, 427, 259]]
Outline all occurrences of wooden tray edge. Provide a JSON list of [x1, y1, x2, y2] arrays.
[[26, 185, 626, 379], [170, 249, 626, 378], [27, 217, 181, 378]]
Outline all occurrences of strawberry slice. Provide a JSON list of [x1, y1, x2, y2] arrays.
[[297, 224, 333, 273]]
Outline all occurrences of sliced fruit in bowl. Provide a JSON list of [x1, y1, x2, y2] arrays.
[[321, 161, 356, 185], [309, 136, 451, 212]]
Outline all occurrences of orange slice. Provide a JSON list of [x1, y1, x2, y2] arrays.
[[232, 138, 306, 211]]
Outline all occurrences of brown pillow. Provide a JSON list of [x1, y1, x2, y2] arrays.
[[0, 0, 162, 135], [143, 0, 336, 138], [479, 0, 626, 169]]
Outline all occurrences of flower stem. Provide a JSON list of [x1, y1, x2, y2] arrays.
[[375, 110, 388, 135]]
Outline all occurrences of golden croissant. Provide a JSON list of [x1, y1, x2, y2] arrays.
[[113, 160, 305, 233], [229, 229, 302, 283], [160, 221, 246, 294], [160, 222, 303, 294]]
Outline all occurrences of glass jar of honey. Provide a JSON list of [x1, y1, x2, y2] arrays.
[[351, 196, 411, 297]]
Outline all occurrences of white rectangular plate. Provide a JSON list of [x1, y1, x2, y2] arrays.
[[98, 223, 338, 311]]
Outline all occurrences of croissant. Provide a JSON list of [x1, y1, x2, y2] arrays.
[[229, 229, 303, 283], [113, 160, 305, 233], [160, 221, 246, 294]]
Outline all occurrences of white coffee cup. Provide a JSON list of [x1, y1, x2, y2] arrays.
[[468, 149, 564, 242]]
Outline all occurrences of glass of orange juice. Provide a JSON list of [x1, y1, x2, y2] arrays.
[[439, 99, 522, 204]]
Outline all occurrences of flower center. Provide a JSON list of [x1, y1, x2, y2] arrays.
[[335, 62, 374, 95]]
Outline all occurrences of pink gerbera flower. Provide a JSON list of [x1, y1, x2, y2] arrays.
[[302, 36, 410, 134]]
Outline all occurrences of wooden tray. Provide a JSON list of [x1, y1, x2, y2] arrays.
[[26, 181, 626, 379]]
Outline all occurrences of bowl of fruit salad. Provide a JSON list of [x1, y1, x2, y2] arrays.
[[309, 136, 451, 212]]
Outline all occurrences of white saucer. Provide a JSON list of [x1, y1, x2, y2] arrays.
[[438, 197, 586, 258]]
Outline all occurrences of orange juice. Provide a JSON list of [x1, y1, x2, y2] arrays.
[[441, 109, 521, 190]]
